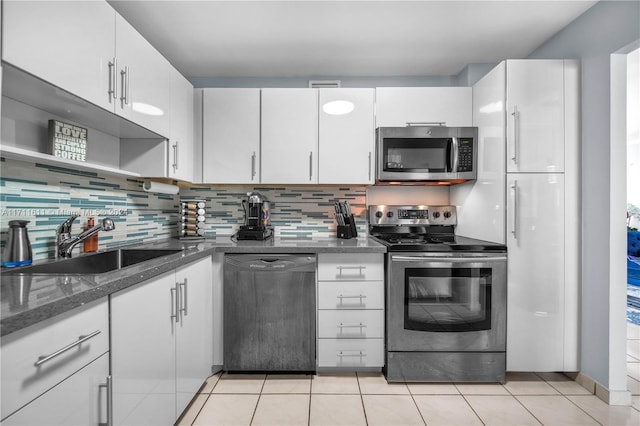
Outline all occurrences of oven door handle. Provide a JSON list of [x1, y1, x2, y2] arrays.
[[391, 255, 507, 262]]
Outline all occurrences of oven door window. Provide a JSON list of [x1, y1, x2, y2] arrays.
[[383, 138, 451, 172], [404, 267, 491, 332]]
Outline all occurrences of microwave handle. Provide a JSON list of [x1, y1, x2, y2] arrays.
[[405, 122, 446, 127], [449, 137, 459, 172]]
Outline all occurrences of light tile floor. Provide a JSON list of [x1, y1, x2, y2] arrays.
[[179, 323, 640, 426]]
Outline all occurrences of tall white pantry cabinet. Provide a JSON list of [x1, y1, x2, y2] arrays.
[[452, 59, 580, 372]]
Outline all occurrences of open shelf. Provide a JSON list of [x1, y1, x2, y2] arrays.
[[0, 144, 142, 178]]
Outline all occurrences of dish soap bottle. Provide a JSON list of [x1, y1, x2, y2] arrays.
[[83, 217, 98, 253]]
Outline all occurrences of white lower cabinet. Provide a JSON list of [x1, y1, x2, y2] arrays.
[[317, 253, 385, 369], [111, 257, 213, 425], [0, 299, 110, 425], [1, 354, 110, 426]]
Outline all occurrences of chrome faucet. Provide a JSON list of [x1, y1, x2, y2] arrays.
[[55, 215, 115, 259]]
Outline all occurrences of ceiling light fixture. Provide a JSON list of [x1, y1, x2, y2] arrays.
[[322, 100, 355, 116], [132, 102, 164, 116]]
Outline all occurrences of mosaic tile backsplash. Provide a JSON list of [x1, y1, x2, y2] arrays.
[[0, 158, 367, 261]]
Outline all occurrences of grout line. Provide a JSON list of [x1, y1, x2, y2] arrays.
[[560, 393, 605, 426], [407, 387, 429, 426], [186, 393, 212, 426], [458, 393, 487, 426], [510, 394, 547, 426], [308, 376, 312, 426], [355, 372, 370, 426]]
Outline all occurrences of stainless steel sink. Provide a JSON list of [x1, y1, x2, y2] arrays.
[[2, 248, 183, 275]]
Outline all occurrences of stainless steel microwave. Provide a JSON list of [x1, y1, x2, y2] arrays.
[[376, 126, 478, 183]]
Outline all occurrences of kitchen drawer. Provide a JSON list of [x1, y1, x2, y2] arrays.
[[1, 353, 109, 426], [318, 281, 384, 310], [317, 338, 384, 368], [318, 310, 384, 338], [1, 299, 109, 420], [318, 253, 384, 281]]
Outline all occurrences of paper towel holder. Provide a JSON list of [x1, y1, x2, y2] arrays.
[[142, 180, 179, 195]]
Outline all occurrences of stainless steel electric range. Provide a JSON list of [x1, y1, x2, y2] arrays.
[[368, 205, 507, 383]]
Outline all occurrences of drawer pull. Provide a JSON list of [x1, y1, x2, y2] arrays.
[[337, 294, 367, 305], [337, 351, 366, 360], [337, 322, 366, 329], [34, 330, 101, 367], [337, 265, 366, 277]]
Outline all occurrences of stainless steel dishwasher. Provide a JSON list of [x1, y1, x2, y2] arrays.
[[223, 254, 316, 372]]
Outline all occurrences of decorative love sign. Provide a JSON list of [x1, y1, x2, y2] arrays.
[[48, 120, 87, 162]]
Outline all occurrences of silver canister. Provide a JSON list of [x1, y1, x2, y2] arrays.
[[2, 220, 33, 268]]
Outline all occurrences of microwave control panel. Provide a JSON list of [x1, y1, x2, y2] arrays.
[[457, 138, 474, 172]]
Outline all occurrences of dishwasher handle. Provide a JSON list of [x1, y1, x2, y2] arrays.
[[225, 254, 316, 272]]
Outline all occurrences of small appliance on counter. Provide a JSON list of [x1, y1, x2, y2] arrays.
[[179, 199, 206, 239], [237, 192, 273, 241], [2, 220, 33, 267]]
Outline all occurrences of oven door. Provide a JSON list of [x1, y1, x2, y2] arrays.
[[387, 252, 507, 352]]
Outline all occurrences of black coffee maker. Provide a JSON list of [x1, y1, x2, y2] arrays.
[[237, 192, 273, 240]]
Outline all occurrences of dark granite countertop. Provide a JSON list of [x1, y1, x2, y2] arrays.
[[0, 236, 385, 337]]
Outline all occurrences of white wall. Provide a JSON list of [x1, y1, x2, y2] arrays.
[[628, 48, 640, 229], [527, 0, 640, 402]]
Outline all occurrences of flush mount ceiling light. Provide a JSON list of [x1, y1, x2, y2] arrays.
[[322, 100, 355, 116], [132, 102, 164, 116]]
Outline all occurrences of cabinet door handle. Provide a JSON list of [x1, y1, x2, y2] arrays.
[[125, 66, 131, 105], [99, 375, 113, 426], [251, 152, 256, 180], [368, 151, 372, 181], [172, 141, 179, 172], [511, 105, 519, 165], [309, 151, 313, 181], [119, 68, 126, 108], [179, 278, 188, 317], [108, 58, 117, 103], [170, 287, 178, 322], [510, 180, 518, 239], [34, 330, 101, 367]]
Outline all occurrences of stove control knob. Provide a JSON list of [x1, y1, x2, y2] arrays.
[[375, 211, 383, 218], [387, 211, 394, 218], [432, 211, 441, 219], [443, 211, 451, 219]]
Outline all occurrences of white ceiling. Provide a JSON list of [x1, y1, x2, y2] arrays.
[[108, 0, 598, 79]]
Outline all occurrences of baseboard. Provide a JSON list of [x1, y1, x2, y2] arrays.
[[577, 372, 632, 406], [575, 372, 596, 393]]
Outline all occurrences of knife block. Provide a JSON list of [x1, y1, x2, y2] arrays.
[[337, 214, 358, 239]]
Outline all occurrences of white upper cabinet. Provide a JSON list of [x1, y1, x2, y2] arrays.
[[3, 1, 172, 139], [451, 62, 507, 244], [202, 88, 261, 184], [375, 87, 472, 127], [2, 0, 116, 112], [114, 14, 172, 137], [168, 68, 195, 181], [318, 89, 375, 184], [506, 60, 565, 173], [261, 89, 318, 184]]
